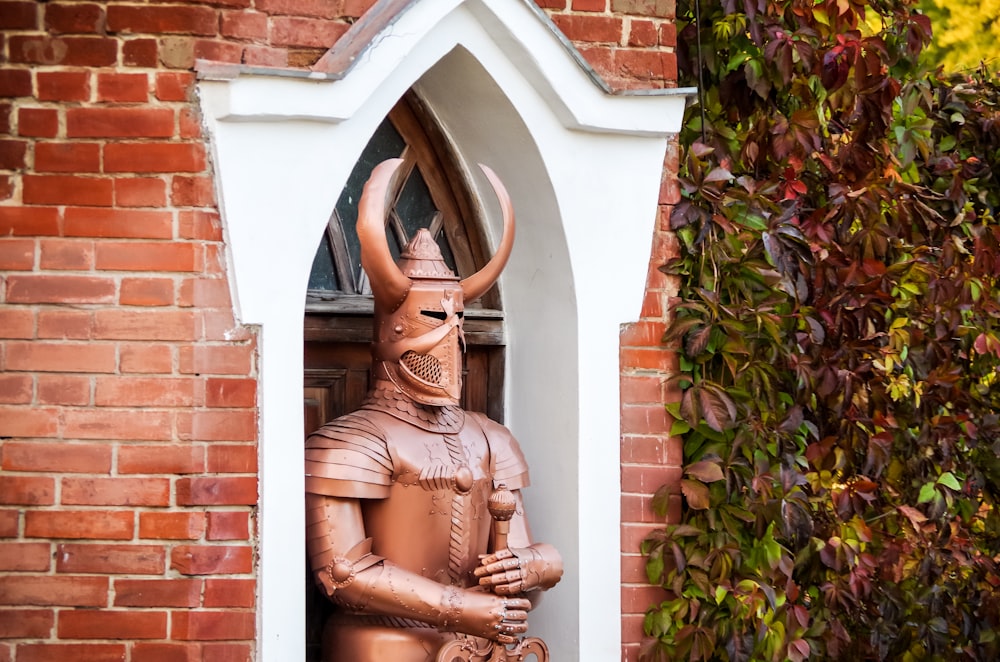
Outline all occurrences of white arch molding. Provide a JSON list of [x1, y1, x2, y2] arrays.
[[196, 0, 691, 658]]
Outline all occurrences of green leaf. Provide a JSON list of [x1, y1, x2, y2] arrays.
[[936, 471, 961, 491], [917, 482, 937, 504]]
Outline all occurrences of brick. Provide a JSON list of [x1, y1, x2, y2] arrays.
[[205, 378, 256, 408], [256, 0, 343, 17], [123, 38, 158, 67], [0, 476, 55, 506], [552, 15, 623, 43], [62, 408, 172, 440], [36, 310, 94, 340], [94, 310, 197, 341], [129, 643, 200, 662], [621, 463, 681, 494], [16, 108, 57, 138], [0, 206, 60, 236], [178, 411, 257, 443], [171, 175, 216, 206], [201, 643, 253, 662], [178, 210, 222, 241], [0, 543, 50, 572], [0, 238, 33, 270], [269, 16, 349, 48], [171, 544, 253, 576], [628, 19, 657, 47], [95, 241, 198, 272], [138, 511, 206, 540], [622, 521, 661, 550], [25, 511, 133, 540], [96, 72, 148, 102], [120, 277, 175, 306], [0, 308, 35, 338], [220, 10, 267, 40], [120, 343, 173, 373], [6, 341, 115, 373], [62, 477, 170, 507], [158, 36, 196, 69], [620, 373, 665, 404], [64, 207, 173, 239], [0, 374, 32, 403], [0, 69, 32, 98], [192, 38, 245, 65], [176, 477, 257, 506], [0, 575, 108, 607], [38, 238, 95, 270], [96, 376, 197, 407], [611, 0, 675, 18], [206, 511, 250, 541], [620, 347, 672, 371], [56, 543, 165, 574], [0, 408, 59, 439], [0, 1, 37, 29], [241, 44, 287, 67], [34, 142, 101, 173], [6, 274, 115, 304], [36, 70, 90, 102], [104, 142, 206, 173], [202, 312, 252, 343], [9, 35, 118, 67], [45, 3, 104, 34], [37, 374, 91, 405], [115, 177, 168, 207], [621, 493, 661, 524], [203, 578, 254, 607], [572, 0, 606, 8], [179, 278, 229, 308], [113, 579, 200, 608], [15, 644, 127, 662], [58, 610, 167, 640], [0, 609, 53, 638], [67, 107, 173, 138], [2, 442, 110, 473], [23, 175, 112, 207], [621, 403, 670, 435], [107, 4, 219, 35], [206, 444, 257, 473], [0, 175, 12, 202], [620, 435, 671, 465], [622, 584, 670, 612], [179, 345, 253, 375], [658, 21, 676, 47], [0, 510, 19, 537], [172, 610, 254, 641], [0, 139, 27, 169], [343, 0, 378, 16], [179, 106, 204, 139], [121, 444, 205, 475], [155, 72, 195, 102]]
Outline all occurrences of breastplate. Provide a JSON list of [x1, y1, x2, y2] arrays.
[[360, 411, 494, 588]]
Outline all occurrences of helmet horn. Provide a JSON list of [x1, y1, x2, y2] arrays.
[[357, 158, 411, 309], [461, 164, 515, 303]]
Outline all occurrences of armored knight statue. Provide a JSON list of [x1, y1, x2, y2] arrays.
[[305, 159, 563, 661]]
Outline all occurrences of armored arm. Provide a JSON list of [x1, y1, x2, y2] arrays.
[[306, 492, 530, 643]]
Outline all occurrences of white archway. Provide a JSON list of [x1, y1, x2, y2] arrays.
[[197, 1, 690, 658]]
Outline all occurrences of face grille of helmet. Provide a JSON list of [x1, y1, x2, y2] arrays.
[[400, 350, 442, 385]]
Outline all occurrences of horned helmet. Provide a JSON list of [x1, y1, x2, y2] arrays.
[[357, 158, 514, 407]]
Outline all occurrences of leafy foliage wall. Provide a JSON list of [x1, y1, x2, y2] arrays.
[[643, 0, 1000, 659]]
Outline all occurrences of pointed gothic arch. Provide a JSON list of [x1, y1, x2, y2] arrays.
[[197, 1, 690, 658]]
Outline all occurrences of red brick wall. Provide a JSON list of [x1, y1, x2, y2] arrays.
[[0, 1, 679, 660]]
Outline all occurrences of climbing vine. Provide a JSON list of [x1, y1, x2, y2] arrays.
[[642, 0, 1000, 659]]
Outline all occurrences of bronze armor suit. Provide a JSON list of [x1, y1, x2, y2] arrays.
[[305, 160, 562, 661]]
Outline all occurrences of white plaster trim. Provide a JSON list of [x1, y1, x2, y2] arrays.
[[198, 0, 689, 659]]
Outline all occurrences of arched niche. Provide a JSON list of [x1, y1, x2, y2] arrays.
[[197, 0, 690, 658]]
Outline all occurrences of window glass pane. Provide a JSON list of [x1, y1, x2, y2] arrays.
[[307, 236, 338, 292]]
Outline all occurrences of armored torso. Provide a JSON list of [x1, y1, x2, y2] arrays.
[[305, 383, 529, 589]]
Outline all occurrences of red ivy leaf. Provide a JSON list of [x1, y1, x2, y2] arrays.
[[681, 479, 711, 510]]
